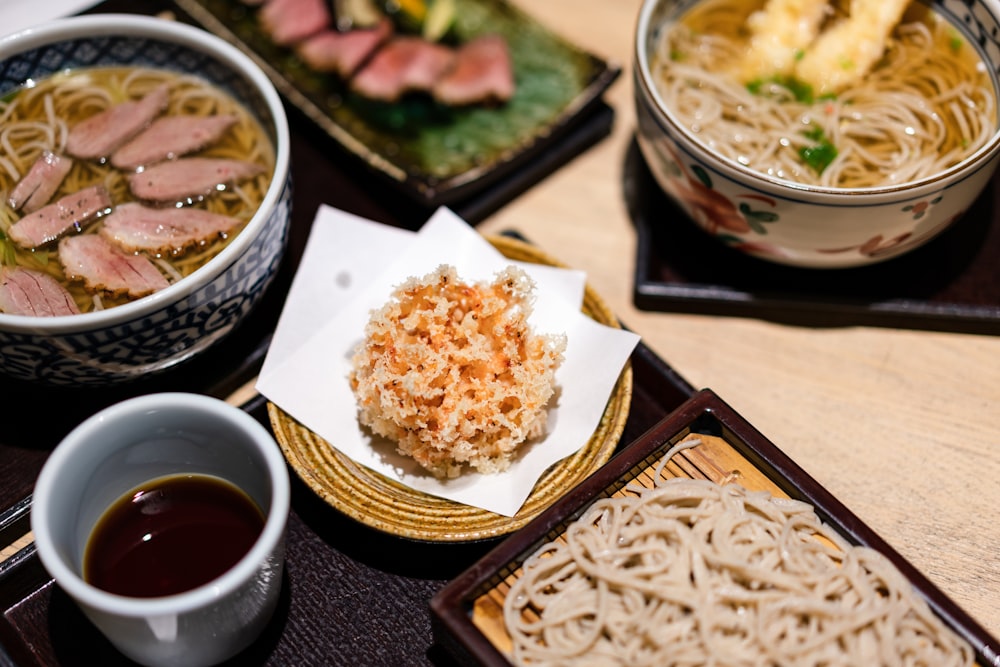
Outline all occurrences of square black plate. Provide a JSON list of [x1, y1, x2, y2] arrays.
[[431, 388, 1000, 666], [175, 0, 621, 206]]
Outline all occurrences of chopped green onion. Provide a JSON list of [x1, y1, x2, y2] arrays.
[[798, 127, 837, 174], [0, 230, 17, 267], [949, 32, 964, 53], [802, 127, 825, 142], [746, 75, 816, 104]]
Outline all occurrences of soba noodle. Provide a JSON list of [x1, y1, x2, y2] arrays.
[[503, 440, 974, 666], [652, 0, 997, 188], [0, 66, 274, 312]]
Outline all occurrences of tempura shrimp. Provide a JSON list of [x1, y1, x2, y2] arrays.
[[738, 0, 830, 82], [795, 0, 911, 95], [739, 0, 913, 96]]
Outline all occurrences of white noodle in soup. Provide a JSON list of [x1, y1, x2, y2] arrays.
[[0, 66, 274, 313], [503, 440, 975, 666], [652, 0, 997, 188]]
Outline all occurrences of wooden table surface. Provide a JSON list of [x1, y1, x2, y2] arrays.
[[481, 0, 1000, 641]]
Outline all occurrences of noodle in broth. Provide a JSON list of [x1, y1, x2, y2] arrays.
[[503, 439, 974, 666], [0, 66, 274, 313], [652, 0, 997, 188]]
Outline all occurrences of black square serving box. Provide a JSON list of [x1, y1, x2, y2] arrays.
[[430, 389, 1000, 667]]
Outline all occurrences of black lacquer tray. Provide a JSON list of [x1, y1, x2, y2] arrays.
[[0, 341, 694, 666], [431, 389, 1000, 666], [627, 139, 1000, 334]]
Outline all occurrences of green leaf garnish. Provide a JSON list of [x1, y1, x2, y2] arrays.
[[802, 127, 825, 142], [0, 230, 16, 267], [746, 75, 816, 104], [948, 29, 965, 53], [798, 127, 837, 174]]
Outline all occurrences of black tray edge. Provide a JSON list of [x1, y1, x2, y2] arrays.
[[626, 139, 1000, 335], [430, 388, 1000, 667], [172, 0, 622, 208]]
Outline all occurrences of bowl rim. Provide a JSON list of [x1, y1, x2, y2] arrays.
[[0, 13, 290, 334], [633, 0, 1000, 199]]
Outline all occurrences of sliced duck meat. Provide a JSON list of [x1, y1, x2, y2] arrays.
[[8, 185, 112, 249], [7, 151, 74, 214], [128, 158, 266, 204], [111, 114, 240, 171], [296, 18, 393, 78], [261, 0, 332, 46], [351, 37, 456, 102], [65, 83, 170, 161], [60, 234, 169, 298], [0, 267, 80, 317], [432, 35, 515, 106], [101, 202, 242, 256]]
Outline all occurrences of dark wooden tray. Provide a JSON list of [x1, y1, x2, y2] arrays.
[[0, 342, 694, 666], [430, 389, 1000, 667], [627, 139, 1000, 335]]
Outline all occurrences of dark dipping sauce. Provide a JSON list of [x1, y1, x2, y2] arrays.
[[84, 473, 265, 598]]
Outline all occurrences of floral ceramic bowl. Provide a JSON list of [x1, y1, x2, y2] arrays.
[[633, 0, 1000, 268], [0, 15, 291, 385]]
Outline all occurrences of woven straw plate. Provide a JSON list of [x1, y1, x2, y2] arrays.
[[268, 234, 633, 542]]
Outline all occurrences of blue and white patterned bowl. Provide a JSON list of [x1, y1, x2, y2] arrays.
[[634, 0, 1000, 268], [0, 14, 291, 385]]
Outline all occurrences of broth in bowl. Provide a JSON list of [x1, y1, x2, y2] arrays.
[[0, 66, 274, 314], [634, 0, 1000, 268], [650, 0, 997, 189]]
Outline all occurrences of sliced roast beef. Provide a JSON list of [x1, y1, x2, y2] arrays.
[[261, 0, 332, 46], [59, 234, 169, 298], [8, 185, 112, 249], [432, 35, 515, 106], [7, 151, 74, 213], [0, 267, 80, 316], [65, 83, 170, 161], [128, 158, 266, 204], [111, 114, 239, 170], [351, 36, 456, 102], [296, 18, 393, 78], [101, 202, 242, 256]]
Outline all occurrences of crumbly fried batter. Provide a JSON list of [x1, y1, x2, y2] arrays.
[[349, 264, 566, 478]]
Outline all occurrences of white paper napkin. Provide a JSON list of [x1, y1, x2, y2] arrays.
[[0, 0, 101, 38], [258, 205, 639, 516]]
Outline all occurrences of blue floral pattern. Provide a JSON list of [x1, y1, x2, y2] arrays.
[[0, 25, 290, 385]]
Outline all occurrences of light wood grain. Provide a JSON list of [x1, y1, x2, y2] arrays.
[[482, 0, 1000, 641], [0, 531, 33, 563]]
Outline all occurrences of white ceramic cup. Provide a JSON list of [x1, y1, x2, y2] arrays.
[[31, 392, 290, 667]]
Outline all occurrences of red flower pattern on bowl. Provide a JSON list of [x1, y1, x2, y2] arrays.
[[633, 0, 1000, 269]]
